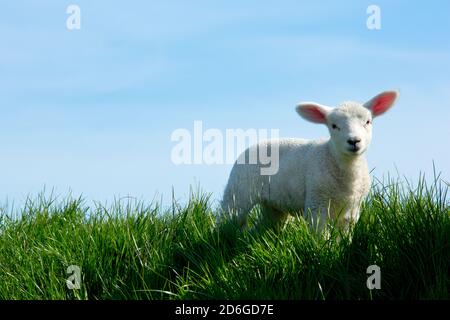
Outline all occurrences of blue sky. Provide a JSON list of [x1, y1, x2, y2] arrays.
[[1, 1, 449, 209]]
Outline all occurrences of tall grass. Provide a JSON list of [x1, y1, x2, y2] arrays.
[[0, 174, 448, 300]]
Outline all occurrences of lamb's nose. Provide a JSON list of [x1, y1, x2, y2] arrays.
[[347, 138, 361, 146]]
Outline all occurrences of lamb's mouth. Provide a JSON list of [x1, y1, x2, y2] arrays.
[[348, 146, 361, 154]]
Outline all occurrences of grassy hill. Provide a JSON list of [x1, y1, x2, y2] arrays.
[[0, 175, 448, 300]]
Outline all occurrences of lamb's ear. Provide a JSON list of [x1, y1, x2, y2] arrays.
[[296, 102, 331, 124], [364, 90, 399, 117]]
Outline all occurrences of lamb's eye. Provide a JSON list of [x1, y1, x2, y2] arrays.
[[332, 124, 338, 129]]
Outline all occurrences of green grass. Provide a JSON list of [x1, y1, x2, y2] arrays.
[[0, 174, 449, 300]]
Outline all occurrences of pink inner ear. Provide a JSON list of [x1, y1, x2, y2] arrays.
[[303, 106, 326, 123], [371, 92, 397, 116]]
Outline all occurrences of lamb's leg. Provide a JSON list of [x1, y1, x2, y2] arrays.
[[304, 197, 330, 232], [236, 210, 250, 228], [260, 203, 289, 228], [343, 205, 361, 231], [221, 191, 253, 228], [334, 200, 362, 231]]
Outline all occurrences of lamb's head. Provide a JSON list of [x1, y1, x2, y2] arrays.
[[296, 90, 399, 158]]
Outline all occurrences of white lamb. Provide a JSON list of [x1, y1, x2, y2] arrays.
[[221, 90, 399, 231]]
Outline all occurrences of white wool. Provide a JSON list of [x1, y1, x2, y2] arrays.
[[221, 90, 399, 230]]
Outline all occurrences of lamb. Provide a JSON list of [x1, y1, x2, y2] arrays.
[[221, 90, 399, 231]]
